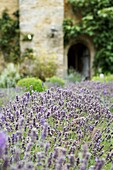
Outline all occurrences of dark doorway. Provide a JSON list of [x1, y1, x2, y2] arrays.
[[68, 43, 90, 79]]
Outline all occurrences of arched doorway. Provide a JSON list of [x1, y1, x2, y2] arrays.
[[68, 43, 90, 79]]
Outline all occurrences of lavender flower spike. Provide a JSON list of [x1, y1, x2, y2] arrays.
[[0, 131, 6, 157]]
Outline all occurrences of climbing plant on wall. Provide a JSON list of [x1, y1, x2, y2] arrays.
[[0, 10, 20, 63], [63, 0, 113, 74]]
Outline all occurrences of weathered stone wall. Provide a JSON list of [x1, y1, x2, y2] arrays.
[[19, 0, 64, 77], [0, 0, 95, 77], [0, 0, 18, 17]]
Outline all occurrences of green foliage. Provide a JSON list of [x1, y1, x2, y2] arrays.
[[18, 48, 35, 78], [0, 10, 20, 63], [17, 77, 46, 93], [64, 0, 113, 74], [21, 51, 58, 81], [92, 74, 113, 82], [19, 58, 35, 78], [0, 55, 6, 73], [65, 68, 83, 82], [46, 76, 65, 87], [0, 63, 20, 88], [21, 48, 34, 60], [33, 52, 58, 81]]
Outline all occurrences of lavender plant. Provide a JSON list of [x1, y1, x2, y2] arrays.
[[0, 81, 113, 170]]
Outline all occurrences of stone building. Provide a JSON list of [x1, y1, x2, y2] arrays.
[[0, 0, 95, 78]]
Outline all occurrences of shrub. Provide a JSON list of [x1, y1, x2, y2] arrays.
[[65, 69, 83, 83], [19, 51, 58, 81], [17, 77, 46, 93], [33, 52, 58, 81], [0, 63, 20, 88], [19, 58, 35, 78], [0, 10, 20, 63], [0, 54, 6, 74], [46, 76, 65, 87], [92, 74, 113, 82]]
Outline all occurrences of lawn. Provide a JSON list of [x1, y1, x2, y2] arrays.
[[0, 81, 113, 170]]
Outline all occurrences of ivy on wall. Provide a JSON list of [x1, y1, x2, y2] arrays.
[[0, 10, 20, 63], [63, 0, 113, 74]]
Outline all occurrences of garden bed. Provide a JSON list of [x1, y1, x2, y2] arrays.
[[0, 81, 113, 170], [0, 87, 24, 108]]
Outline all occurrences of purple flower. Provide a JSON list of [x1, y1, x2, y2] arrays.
[[0, 131, 6, 157], [26, 92, 30, 99], [40, 118, 45, 126], [45, 142, 50, 153], [16, 95, 19, 101], [40, 106, 45, 113], [68, 154, 75, 167], [103, 90, 107, 95]]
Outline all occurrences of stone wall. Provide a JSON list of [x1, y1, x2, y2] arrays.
[[0, 0, 95, 77], [19, 0, 64, 77]]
